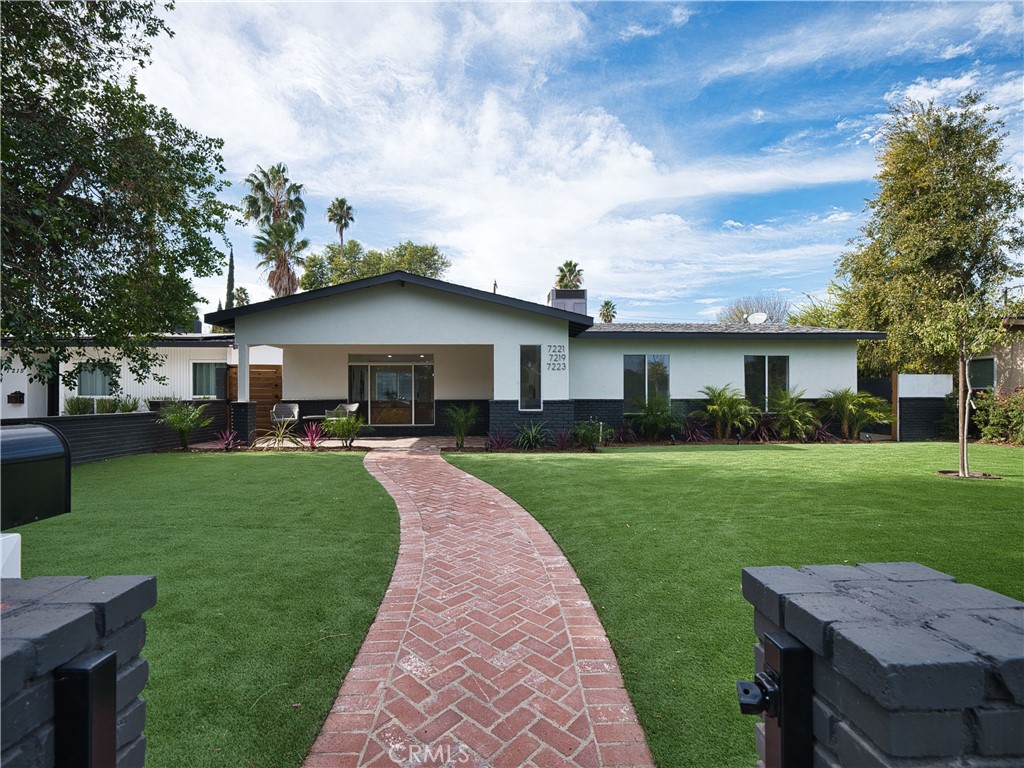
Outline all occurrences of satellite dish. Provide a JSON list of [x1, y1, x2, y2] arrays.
[[747, 312, 769, 325]]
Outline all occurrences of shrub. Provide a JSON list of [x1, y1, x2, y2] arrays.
[[94, 397, 119, 414], [573, 420, 609, 452], [973, 388, 1024, 445], [63, 396, 94, 415], [323, 415, 367, 449], [769, 387, 820, 441], [217, 429, 240, 451], [156, 400, 213, 450], [445, 404, 479, 450], [692, 384, 757, 440], [817, 388, 891, 440], [116, 395, 141, 412], [300, 421, 326, 451], [486, 429, 512, 450], [681, 415, 711, 443], [613, 421, 638, 444], [514, 421, 549, 450], [553, 428, 572, 450], [746, 412, 776, 443], [632, 394, 678, 441], [258, 421, 298, 451]]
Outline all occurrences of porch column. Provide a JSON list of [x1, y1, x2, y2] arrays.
[[237, 343, 250, 402]]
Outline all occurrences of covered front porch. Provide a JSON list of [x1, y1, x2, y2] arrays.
[[236, 343, 494, 435]]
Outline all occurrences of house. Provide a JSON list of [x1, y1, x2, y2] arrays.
[[1, 335, 282, 419], [204, 271, 884, 439], [970, 317, 1024, 393]]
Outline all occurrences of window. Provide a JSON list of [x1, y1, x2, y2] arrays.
[[624, 354, 670, 412], [968, 358, 995, 390], [744, 355, 788, 411], [520, 345, 541, 410], [192, 362, 226, 398], [78, 366, 112, 397]]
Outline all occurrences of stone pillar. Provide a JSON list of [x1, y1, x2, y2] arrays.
[[230, 401, 258, 445], [1, 575, 157, 768], [741, 562, 1024, 767]]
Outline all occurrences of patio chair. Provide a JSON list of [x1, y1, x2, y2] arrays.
[[270, 402, 299, 428], [325, 403, 359, 419]]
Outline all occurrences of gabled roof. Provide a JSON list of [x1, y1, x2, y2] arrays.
[[578, 323, 885, 341], [204, 271, 595, 335]]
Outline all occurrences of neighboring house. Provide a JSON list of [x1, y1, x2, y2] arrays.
[[969, 317, 1024, 393], [205, 271, 884, 437], [1, 335, 282, 419]]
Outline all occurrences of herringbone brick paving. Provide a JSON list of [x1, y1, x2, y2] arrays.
[[304, 444, 654, 768]]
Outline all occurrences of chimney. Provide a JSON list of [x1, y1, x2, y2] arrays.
[[548, 288, 588, 315]]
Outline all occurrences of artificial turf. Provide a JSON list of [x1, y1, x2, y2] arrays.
[[447, 442, 1024, 768], [18, 451, 398, 768]]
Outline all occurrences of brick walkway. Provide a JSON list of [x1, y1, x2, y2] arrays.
[[304, 446, 655, 768]]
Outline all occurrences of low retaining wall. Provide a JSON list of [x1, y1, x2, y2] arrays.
[[1, 403, 228, 464], [742, 562, 1024, 767], [1, 576, 157, 767]]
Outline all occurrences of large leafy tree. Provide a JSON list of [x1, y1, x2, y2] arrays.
[[254, 221, 309, 298], [837, 92, 1023, 476], [326, 197, 354, 247], [1, 0, 232, 387], [241, 163, 305, 229], [555, 260, 583, 289], [716, 292, 792, 324], [300, 239, 451, 290]]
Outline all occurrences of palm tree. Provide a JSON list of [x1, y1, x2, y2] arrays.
[[326, 197, 355, 247], [599, 299, 616, 323], [555, 260, 583, 289], [242, 163, 306, 229], [232, 286, 250, 306], [254, 221, 309, 298]]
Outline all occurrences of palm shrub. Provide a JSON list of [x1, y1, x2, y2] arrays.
[[63, 396, 94, 415], [514, 421, 549, 450], [445, 404, 479, 450], [323, 415, 367, 449], [632, 394, 678, 441], [769, 387, 820, 441], [692, 385, 757, 440], [156, 400, 213, 450], [817, 388, 891, 440]]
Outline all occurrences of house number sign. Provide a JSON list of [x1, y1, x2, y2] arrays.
[[546, 344, 567, 371]]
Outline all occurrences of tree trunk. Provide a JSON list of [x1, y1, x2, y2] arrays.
[[958, 353, 969, 477]]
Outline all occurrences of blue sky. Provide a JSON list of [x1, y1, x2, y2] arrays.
[[135, 1, 1024, 323]]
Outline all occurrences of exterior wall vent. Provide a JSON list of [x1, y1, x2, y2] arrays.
[[548, 289, 588, 316]]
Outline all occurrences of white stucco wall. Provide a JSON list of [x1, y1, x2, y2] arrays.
[[1, 357, 50, 418], [281, 345, 494, 400], [569, 337, 859, 399], [234, 283, 570, 401]]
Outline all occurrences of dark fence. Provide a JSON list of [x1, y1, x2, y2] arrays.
[[1, 402, 228, 465]]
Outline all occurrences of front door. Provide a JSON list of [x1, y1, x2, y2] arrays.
[[348, 355, 434, 426]]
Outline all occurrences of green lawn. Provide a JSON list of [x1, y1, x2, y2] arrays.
[[447, 443, 1024, 768], [19, 452, 398, 768]]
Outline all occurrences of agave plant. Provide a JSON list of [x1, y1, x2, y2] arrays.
[[817, 388, 891, 440], [514, 421, 550, 450], [692, 385, 757, 440]]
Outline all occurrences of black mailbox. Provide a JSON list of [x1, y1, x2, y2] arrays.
[[1, 423, 71, 530]]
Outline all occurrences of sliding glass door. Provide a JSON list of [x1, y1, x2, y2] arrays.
[[348, 355, 434, 426]]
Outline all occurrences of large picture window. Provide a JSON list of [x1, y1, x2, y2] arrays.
[[78, 366, 112, 397], [348, 354, 435, 426], [192, 362, 226, 399], [520, 345, 542, 410], [744, 355, 788, 411], [624, 354, 669, 412]]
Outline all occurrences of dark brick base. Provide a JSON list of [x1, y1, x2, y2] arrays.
[[488, 400, 574, 437]]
